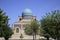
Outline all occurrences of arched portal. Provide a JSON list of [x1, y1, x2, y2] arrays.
[[16, 28, 19, 33]]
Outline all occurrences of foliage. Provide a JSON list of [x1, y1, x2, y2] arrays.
[[24, 20, 39, 40], [0, 8, 13, 40], [24, 24, 33, 35], [40, 10, 60, 40]]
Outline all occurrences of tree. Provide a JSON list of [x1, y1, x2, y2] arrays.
[[24, 20, 39, 40], [40, 10, 60, 40], [24, 24, 33, 35], [40, 22, 50, 40], [0, 8, 13, 40]]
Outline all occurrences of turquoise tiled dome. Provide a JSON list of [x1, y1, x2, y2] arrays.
[[22, 8, 33, 19], [22, 8, 32, 16]]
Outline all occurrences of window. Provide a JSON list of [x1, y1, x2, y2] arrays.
[[16, 28, 19, 33]]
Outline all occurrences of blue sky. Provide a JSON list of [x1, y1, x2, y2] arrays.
[[0, 0, 60, 27]]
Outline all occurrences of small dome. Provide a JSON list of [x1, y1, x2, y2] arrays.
[[22, 8, 32, 16]]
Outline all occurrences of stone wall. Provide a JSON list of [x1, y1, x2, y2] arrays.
[[0, 38, 54, 40]]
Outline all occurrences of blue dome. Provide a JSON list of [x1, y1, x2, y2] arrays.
[[22, 8, 33, 19], [22, 8, 32, 16]]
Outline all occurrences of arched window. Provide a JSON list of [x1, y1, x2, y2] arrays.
[[16, 28, 19, 33]]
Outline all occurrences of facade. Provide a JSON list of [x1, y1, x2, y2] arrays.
[[10, 8, 40, 39]]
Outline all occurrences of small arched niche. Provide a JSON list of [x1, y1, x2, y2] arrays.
[[16, 28, 19, 33]]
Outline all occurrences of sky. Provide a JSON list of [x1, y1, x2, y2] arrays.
[[0, 0, 60, 27]]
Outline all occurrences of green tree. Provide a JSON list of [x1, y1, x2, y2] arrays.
[[40, 10, 60, 40], [0, 9, 13, 40], [24, 24, 33, 35], [24, 20, 39, 40]]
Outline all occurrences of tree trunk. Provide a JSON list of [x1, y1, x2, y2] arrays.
[[5, 38, 8, 40], [35, 34, 36, 40], [56, 37, 59, 40], [46, 37, 49, 40], [54, 29, 59, 40], [33, 34, 35, 40]]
